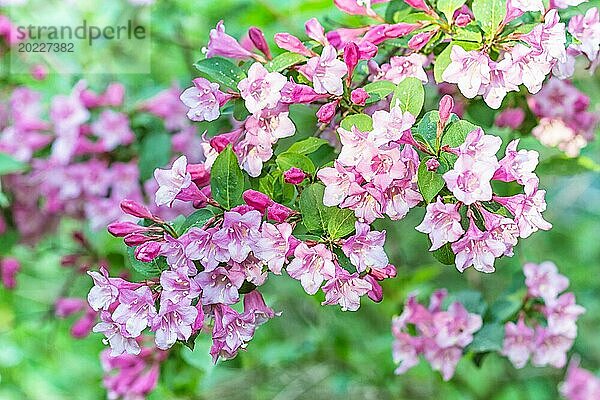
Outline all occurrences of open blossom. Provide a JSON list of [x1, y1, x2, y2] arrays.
[[503, 44, 552, 94], [152, 300, 198, 350], [559, 358, 600, 400], [370, 106, 416, 146], [452, 218, 506, 273], [442, 47, 491, 99], [196, 266, 245, 305], [532, 326, 573, 368], [302, 45, 347, 95], [321, 268, 372, 311], [180, 77, 230, 122], [416, 198, 464, 251], [378, 54, 428, 84], [433, 302, 482, 348], [317, 161, 357, 207], [286, 243, 336, 295], [93, 312, 141, 356], [206, 20, 254, 59], [253, 222, 292, 274], [154, 156, 192, 206], [494, 139, 539, 185], [501, 316, 535, 369], [210, 305, 256, 362], [568, 7, 600, 62], [90, 110, 134, 151], [523, 9, 567, 62], [544, 292, 586, 338], [212, 210, 262, 263], [523, 261, 569, 302], [87, 266, 140, 311], [237, 63, 287, 114], [342, 222, 388, 273], [443, 156, 496, 205], [112, 286, 158, 337], [159, 268, 201, 304]]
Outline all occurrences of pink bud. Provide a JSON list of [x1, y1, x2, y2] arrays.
[[108, 221, 146, 237], [351, 88, 369, 106], [135, 241, 163, 262], [120, 199, 154, 220], [370, 264, 397, 280], [403, 0, 431, 12], [124, 233, 156, 247], [408, 29, 437, 51], [364, 275, 383, 302], [30, 64, 48, 80], [316, 100, 339, 124], [267, 203, 294, 222], [192, 302, 205, 331], [274, 33, 314, 57], [284, 167, 308, 185], [439, 95, 454, 127], [187, 163, 210, 187], [70, 309, 96, 339], [193, 186, 212, 209], [495, 108, 526, 130], [248, 27, 272, 59], [55, 298, 86, 318], [100, 83, 125, 107], [61, 254, 79, 267], [358, 41, 378, 59], [79, 89, 102, 108], [454, 12, 473, 27], [0, 258, 20, 289], [210, 129, 243, 153], [305, 18, 327, 44], [243, 189, 273, 213], [343, 42, 360, 81], [280, 81, 328, 104], [426, 158, 441, 172]]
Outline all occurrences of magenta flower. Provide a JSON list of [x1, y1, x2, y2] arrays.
[[93, 311, 141, 356], [302, 45, 347, 95], [253, 222, 292, 274], [112, 286, 158, 337], [212, 210, 262, 263], [416, 198, 464, 251], [286, 243, 336, 295], [180, 77, 230, 122], [237, 63, 287, 114], [0, 257, 20, 289], [442, 47, 491, 99], [243, 290, 278, 325], [321, 268, 372, 311], [210, 304, 256, 362], [501, 316, 535, 369], [452, 219, 506, 273], [206, 20, 254, 59], [196, 266, 245, 305], [342, 222, 388, 273], [151, 300, 198, 350]]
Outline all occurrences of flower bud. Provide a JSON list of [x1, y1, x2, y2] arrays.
[[316, 100, 339, 124], [408, 30, 437, 51], [274, 33, 314, 57], [305, 18, 327, 44], [193, 186, 212, 209], [124, 233, 156, 247], [120, 199, 155, 220], [192, 302, 205, 331], [358, 41, 378, 59], [267, 203, 294, 222], [370, 264, 397, 280], [364, 275, 383, 302], [135, 241, 163, 262], [426, 158, 441, 172], [55, 298, 86, 318], [100, 83, 125, 107], [30, 64, 48, 80], [1, 258, 20, 289], [403, 0, 431, 13], [243, 189, 273, 213], [351, 88, 369, 106], [343, 42, 359, 81], [108, 221, 146, 237], [439, 95, 454, 127], [495, 108, 526, 130], [454, 12, 473, 27], [284, 167, 307, 185], [187, 163, 210, 187], [248, 27, 272, 59], [70, 309, 96, 338]]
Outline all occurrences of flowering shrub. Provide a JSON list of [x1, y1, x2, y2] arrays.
[[1, 0, 600, 399]]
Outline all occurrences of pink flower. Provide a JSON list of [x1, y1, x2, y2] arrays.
[[433, 302, 482, 348], [185, 227, 222, 272], [243, 290, 278, 325], [443, 156, 496, 205], [495, 108, 525, 130], [0, 257, 20, 289], [237, 63, 287, 114], [206, 20, 254, 59], [342, 222, 388, 273], [350, 88, 369, 105], [87, 266, 140, 311], [159, 268, 201, 305], [452, 219, 506, 273], [503, 44, 552, 94], [341, 183, 385, 223], [532, 326, 573, 368], [379, 54, 428, 84], [559, 358, 600, 400], [382, 181, 423, 221], [93, 312, 141, 356], [253, 222, 292, 274], [55, 297, 86, 318], [494, 139, 539, 184], [321, 268, 372, 311], [286, 243, 336, 295], [371, 106, 416, 146], [544, 292, 585, 339], [480, 61, 518, 109], [424, 345, 463, 381], [91, 110, 134, 151], [501, 316, 535, 368], [151, 300, 198, 350], [317, 161, 357, 207], [212, 210, 262, 263], [442, 47, 491, 99], [284, 167, 307, 184], [305, 18, 328, 45], [180, 77, 230, 122], [568, 7, 600, 62], [523, 261, 569, 301], [153, 156, 192, 206], [302, 45, 347, 95], [457, 128, 502, 162], [196, 266, 246, 305], [112, 286, 158, 337], [416, 198, 464, 251], [210, 305, 256, 362], [334, 0, 390, 17], [522, 9, 566, 62], [273, 33, 314, 57]]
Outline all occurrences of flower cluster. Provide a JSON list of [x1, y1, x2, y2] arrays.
[[501, 261, 585, 369], [391, 289, 482, 381]]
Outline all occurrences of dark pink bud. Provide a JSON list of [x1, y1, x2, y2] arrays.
[[248, 27, 272, 59], [286, 236, 302, 257], [79, 89, 101, 108], [383, 23, 420, 41], [326, 27, 370, 48], [55, 298, 86, 318], [267, 203, 294, 222], [108, 221, 146, 237], [243, 189, 273, 213], [284, 167, 307, 185], [135, 241, 163, 262], [280, 81, 328, 104], [370, 264, 397, 280], [316, 100, 339, 124], [210, 129, 243, 153], [439, 95, 454, 127], [187, 163, 210, 187], [358, 41, 378, 59], [192, 302, 205, 331], [30, 64, 48, 80], [454, 13, 473, 27], [230, 204, 256, 214], [403, 0, 431, 12], [61, 254, 79, 267], [364, 275, 383, 302], [351, 88, 369, 106], [343, 42, 360, 82], [124, 233, 156, 247], [193, 186, 212, 209], [0, 258, 20, 289], [120, 199, 154, 220], [71, 309, 96, 339], [274, 33, 314, 57], [426, 158, 441, 172], [408, 29, 437, 51], [495, 108, 526, 130]]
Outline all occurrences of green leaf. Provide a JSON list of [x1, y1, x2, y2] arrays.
[[0, 153, 27, 176], [276, 152, 316, 174], [127, 247, 165, 278], [432, 243, 456, 265], [363, 80, 396, 104], [327, 208, 357, 239], [232, 98, 250, 121], [138, 132, 172, 181], [265, 52, 307, 72], [442, 120, 478, 148], [340, 113, 373, 132], [537, 155, 600, 175], [437, 0, 467, 22], [286, 137, 328, 155], [299, 183, 329, 234], [472, 0, 507, 38], [194, 57, 246, 89], [390, 77, 425, 117], [418, 158, 445, 203], [415, 110, 440, 151], [210, 145, 244, 209], [434, 41, 481, 83], [178, 208, 216, 233], [468, 323, 504, 353]]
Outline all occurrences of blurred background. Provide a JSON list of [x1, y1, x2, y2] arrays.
[[1, 0, 599, 399]]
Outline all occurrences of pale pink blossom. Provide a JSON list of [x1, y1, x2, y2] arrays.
[[253, 222, 292, 274], [237, 63, 287, 114], [559, 358, 600, 400], [379, 54, 428, 84], [180, 77, 230, 122], [154, 156, 192, 206], [443, 156, 496, 205], [152, 300, 198, 350], [321, 268, 372, 311], [302, 45, 347, 95], [342, 222, 388, 273], [91, 110, 134, 151], [112, 286, 158, 337], [442, 47, 491, 99], [523, 261, 569, 301], [286, 243, 336, 295], [452, 219, 506, 273], [206, 20, 254, 59], [494, 139, 539, 184], [501, 317, 535, 368], [416, 198, 464, 251]]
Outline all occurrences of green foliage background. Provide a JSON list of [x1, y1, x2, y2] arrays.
[[1, 0, 600, 399]]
